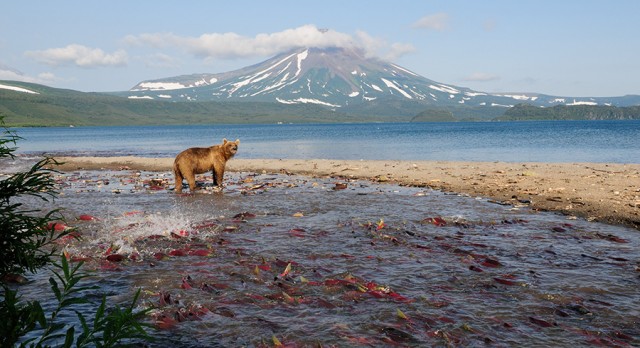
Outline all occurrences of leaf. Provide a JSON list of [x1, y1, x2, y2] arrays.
[[76, 310, 90, 335], [61, 297, 89, 308], [29, 301, 47, 328], [272, 335, 283, 347], [49, 277, 62, 301], [94, 297, 107, 327], [63, 327, 75, 347]]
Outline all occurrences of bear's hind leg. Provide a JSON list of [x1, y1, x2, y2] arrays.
[[174, 168, 184, 193], [185, 172, 198, 192]]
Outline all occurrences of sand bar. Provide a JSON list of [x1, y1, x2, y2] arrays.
[[52, 156, 640, 229]]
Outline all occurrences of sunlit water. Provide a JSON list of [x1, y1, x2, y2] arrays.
[[10, 169, 640, 347], [12, 120, 640, 163]]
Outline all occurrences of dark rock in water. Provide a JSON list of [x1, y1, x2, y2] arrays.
[[2, 273, 28, 284], [381, 327, 418, 343]]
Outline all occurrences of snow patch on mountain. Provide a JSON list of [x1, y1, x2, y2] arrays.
[[390, 64, 418, 76], [494, 93, 538, 101], [381, 78, 412, 99], [276, 97, 341, 108], [0, 83, 39, 94], [567, 100, 598, 106], [295, 49, 308, 77], [133, 82, 187, 91], [429, 84, 460, 94]]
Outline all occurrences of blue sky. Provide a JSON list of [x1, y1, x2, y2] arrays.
[[1, 1, 638, 97]]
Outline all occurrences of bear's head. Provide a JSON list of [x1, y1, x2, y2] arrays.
[[222, 138, 240, 157]]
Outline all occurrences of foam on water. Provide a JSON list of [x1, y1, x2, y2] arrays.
[[10, 170, 640, 347]]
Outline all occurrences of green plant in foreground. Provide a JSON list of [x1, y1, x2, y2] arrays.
[[1, 115, 150, 346], [0, 126, 66, 277], [2, 256, 150, 347]]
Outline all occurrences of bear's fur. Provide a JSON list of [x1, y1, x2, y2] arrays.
[[173, 138, 239, 193]]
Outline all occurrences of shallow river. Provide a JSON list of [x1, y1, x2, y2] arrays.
[[14, 169, 640, 347]]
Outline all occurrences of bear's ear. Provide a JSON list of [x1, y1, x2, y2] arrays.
[[235, 139, 240, 144], [222, 138, 228, 144]]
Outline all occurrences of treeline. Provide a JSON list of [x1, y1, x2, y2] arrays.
[[3, 81, 640, 126], [0, 83, 353, 127], [498, 103, 640, 121]]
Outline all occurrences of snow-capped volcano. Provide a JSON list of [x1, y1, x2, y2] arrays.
[[127, 47, 638, 108]]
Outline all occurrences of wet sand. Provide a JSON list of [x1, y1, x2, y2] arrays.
[[52, 156, 640, 229]]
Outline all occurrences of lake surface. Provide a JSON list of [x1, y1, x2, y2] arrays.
[[4, 120, 639, 346], [12, 120, 640, 163]]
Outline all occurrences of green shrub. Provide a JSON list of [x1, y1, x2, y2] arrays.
[[0, 116, 150, 347]]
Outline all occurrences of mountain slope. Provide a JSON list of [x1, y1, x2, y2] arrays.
[[0, 80, 350, 127], [126, 47, 640, 109], [2, 79, 639, 127]]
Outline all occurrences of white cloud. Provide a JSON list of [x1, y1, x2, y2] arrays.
[[0, 68, 29, 81], [412, 13, 450, 31], [384, 43, 417, 61], [141, 53, 180, 69], [0, 64, 56, 84], [26, 44, 128, 68], [124, 24, 413, 61], [463, 72, 500, 82]]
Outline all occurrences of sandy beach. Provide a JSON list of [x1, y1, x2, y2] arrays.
[[52, 156, 640, 229]]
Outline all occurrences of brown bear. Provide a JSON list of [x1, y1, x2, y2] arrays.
[[173, 138, 239, 193]]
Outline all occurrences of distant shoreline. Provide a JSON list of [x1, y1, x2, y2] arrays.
[[51, 156, 640, 230]]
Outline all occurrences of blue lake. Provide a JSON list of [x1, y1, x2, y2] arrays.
[[12, 120, 640, 163]]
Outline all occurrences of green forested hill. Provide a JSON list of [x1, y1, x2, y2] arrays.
[[0, 81, 354, 126], [2, 81, 640, 126], [498, 103, 640, 121]]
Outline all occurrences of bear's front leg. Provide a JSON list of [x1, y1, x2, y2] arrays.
[[212, 169, 219, 187], [214, 168, 224, 188]]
